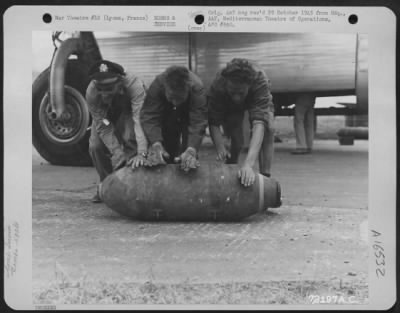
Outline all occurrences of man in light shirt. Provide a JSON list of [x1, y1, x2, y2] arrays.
[[86, 60, 148, 202]]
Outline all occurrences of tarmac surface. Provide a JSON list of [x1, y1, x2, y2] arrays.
[[32, 139, 368, 295]]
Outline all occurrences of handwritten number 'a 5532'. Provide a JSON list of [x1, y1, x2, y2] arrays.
[[372, 230, 385, 278]]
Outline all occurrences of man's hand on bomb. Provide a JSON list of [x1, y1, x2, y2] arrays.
[[145, 142, 170, 166], [127, 153, 147, 169], [175, 147, 199, 172], [238, 164, 256, 187], [216, 145, 231, 162]]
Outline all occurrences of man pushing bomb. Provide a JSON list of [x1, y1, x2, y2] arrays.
[[140, 66, 208, 172], [86, 60, 148, 203], [208, 58, 275, 187]]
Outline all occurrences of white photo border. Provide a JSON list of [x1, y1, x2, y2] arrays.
[[3, 5, 397, 310]]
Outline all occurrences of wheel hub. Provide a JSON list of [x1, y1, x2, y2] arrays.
[[44, 102, 81, 139]]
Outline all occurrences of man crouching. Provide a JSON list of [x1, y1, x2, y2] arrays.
[[140, 66, 208, 172], [208, 58, 275, 187], [86, 60, 148, 202]]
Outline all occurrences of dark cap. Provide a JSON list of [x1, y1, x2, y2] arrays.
[[89, 60, 125, 81]]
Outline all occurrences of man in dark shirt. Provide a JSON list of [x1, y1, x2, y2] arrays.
[[140, 66, 208, 172], [208, 58, 275, 187], [86, 60, 148, 202]]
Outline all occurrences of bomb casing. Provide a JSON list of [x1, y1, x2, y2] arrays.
[[100, 164, 281, 221]]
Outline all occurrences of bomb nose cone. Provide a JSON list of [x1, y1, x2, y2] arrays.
[[260, 176, 282, 210]]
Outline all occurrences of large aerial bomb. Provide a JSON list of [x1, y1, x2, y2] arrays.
[[99, 164, 281, 221]]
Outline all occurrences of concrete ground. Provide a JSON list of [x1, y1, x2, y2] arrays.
[[32, 139, 369, 304]]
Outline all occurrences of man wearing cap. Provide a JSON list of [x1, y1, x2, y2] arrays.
[[208, 58, 275, 187], [86, 60, 148, 202], [140, 66, 207, 172]]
